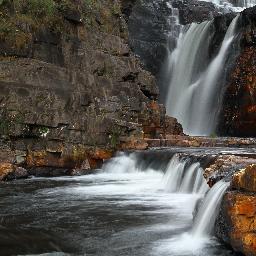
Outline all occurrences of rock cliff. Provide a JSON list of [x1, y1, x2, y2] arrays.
[[215, 164, 256, 256], [128, 1, 256, 136], [0, 0, 183, 177], [218, 7, 256, 137]]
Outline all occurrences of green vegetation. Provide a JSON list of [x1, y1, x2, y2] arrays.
[[13, 0, 56, 17], [210, 132, 217, 138], [38, 126, 50, 137], [109, 126, 121, 148], [0, 0, 123, 47]]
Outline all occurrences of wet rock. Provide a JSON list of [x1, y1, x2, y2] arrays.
[[0, 0, 184, 178], [172, 0, 220, 25], [232, 164, 256, 192], [164, 116, 184, 136], [0, 163, 14, 181], [6, 167, 29, 180], [204, 155, 256, 186], [28, 167, 70, 177], [218, 6, 256, 137], [216, 191, 256, 256], [0, 163, 28, 181]]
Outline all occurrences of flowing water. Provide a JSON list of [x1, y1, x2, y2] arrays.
[[203, 0, 256, 9], [165, 15, 239, 135], [0, 150, 242, 256]]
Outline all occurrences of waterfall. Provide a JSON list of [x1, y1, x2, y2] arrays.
[[163, 154, 208, 194], [102, 153, 138, 174], [190, 15, 240, 134], [202, 0, 256, 8], [191, 180, 230, 237], [165, 15, 239, 135], [96, 151, 234, 254]]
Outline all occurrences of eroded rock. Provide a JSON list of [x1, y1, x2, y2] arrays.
[[216, 191, 256, 256], [232, 164, 256, 192]]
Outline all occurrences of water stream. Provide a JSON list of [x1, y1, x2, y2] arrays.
[[165, 15, 239, 135], [0, 150, 238, 256]]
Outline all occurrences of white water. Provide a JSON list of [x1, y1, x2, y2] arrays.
[[166, 15, 239, 135], [189, 15, 240, 134], [163, 154, 209, 194], [203, 0, 256, 9], [41, 153, 231, 255], [192, 180, 230, 237]]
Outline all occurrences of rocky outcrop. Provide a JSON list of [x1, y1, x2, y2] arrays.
[[204, 155, 256, 186], [217, 192, 256, 256], [217, 6, 256, 137], [216, 164, 256, 256], [145, 135, 256, 148], [0, 0, 184, 177], [232, 164, 256, 192]]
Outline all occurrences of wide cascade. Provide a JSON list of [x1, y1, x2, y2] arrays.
[[101, 152, 231, 253], [0, 149, 239, 255], [165, 15, 239, 135]]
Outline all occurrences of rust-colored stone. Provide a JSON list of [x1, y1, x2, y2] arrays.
[[217, 192, 256, 256], [232, 164, 256, 193], [0, 163, 14, 181]]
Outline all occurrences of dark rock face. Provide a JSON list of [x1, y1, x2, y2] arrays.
[[172, 0, 220, 25], [218, 6, 256, 137], [0, 0, 184, 174], [128, 0, 172, 77]]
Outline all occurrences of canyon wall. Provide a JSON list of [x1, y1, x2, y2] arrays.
[[0, 0, 183, 177], [217, 7, 256, 137], [128, 1, 256, 137]]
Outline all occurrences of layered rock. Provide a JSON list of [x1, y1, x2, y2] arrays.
[[216, 164, 256, 256], [0, 0, 184, 178]]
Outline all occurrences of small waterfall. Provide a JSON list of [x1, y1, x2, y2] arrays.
[[191, 180, 230, 237], [165, 15, 239, 135], [180, 163, 208, 194], [163, 154, 208, 194], [163, 154, 188, 192], [102, 153, 138, 174]]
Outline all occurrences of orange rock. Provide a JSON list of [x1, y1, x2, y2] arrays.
[[243, 233, 256, 256], [223, 192, 256, 256], [232, 164, 256, 192], [0, 163, 14, 181], [89, 148, 113, 160]]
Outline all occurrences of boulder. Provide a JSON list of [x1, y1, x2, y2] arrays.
[[232, 164, 256, 193], [0, 163, 14, 181], [216, 191, 256, 256], [0, 163, 28, 181]]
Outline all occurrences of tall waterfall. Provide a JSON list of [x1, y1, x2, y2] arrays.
[[165, 15, 239, 135]]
